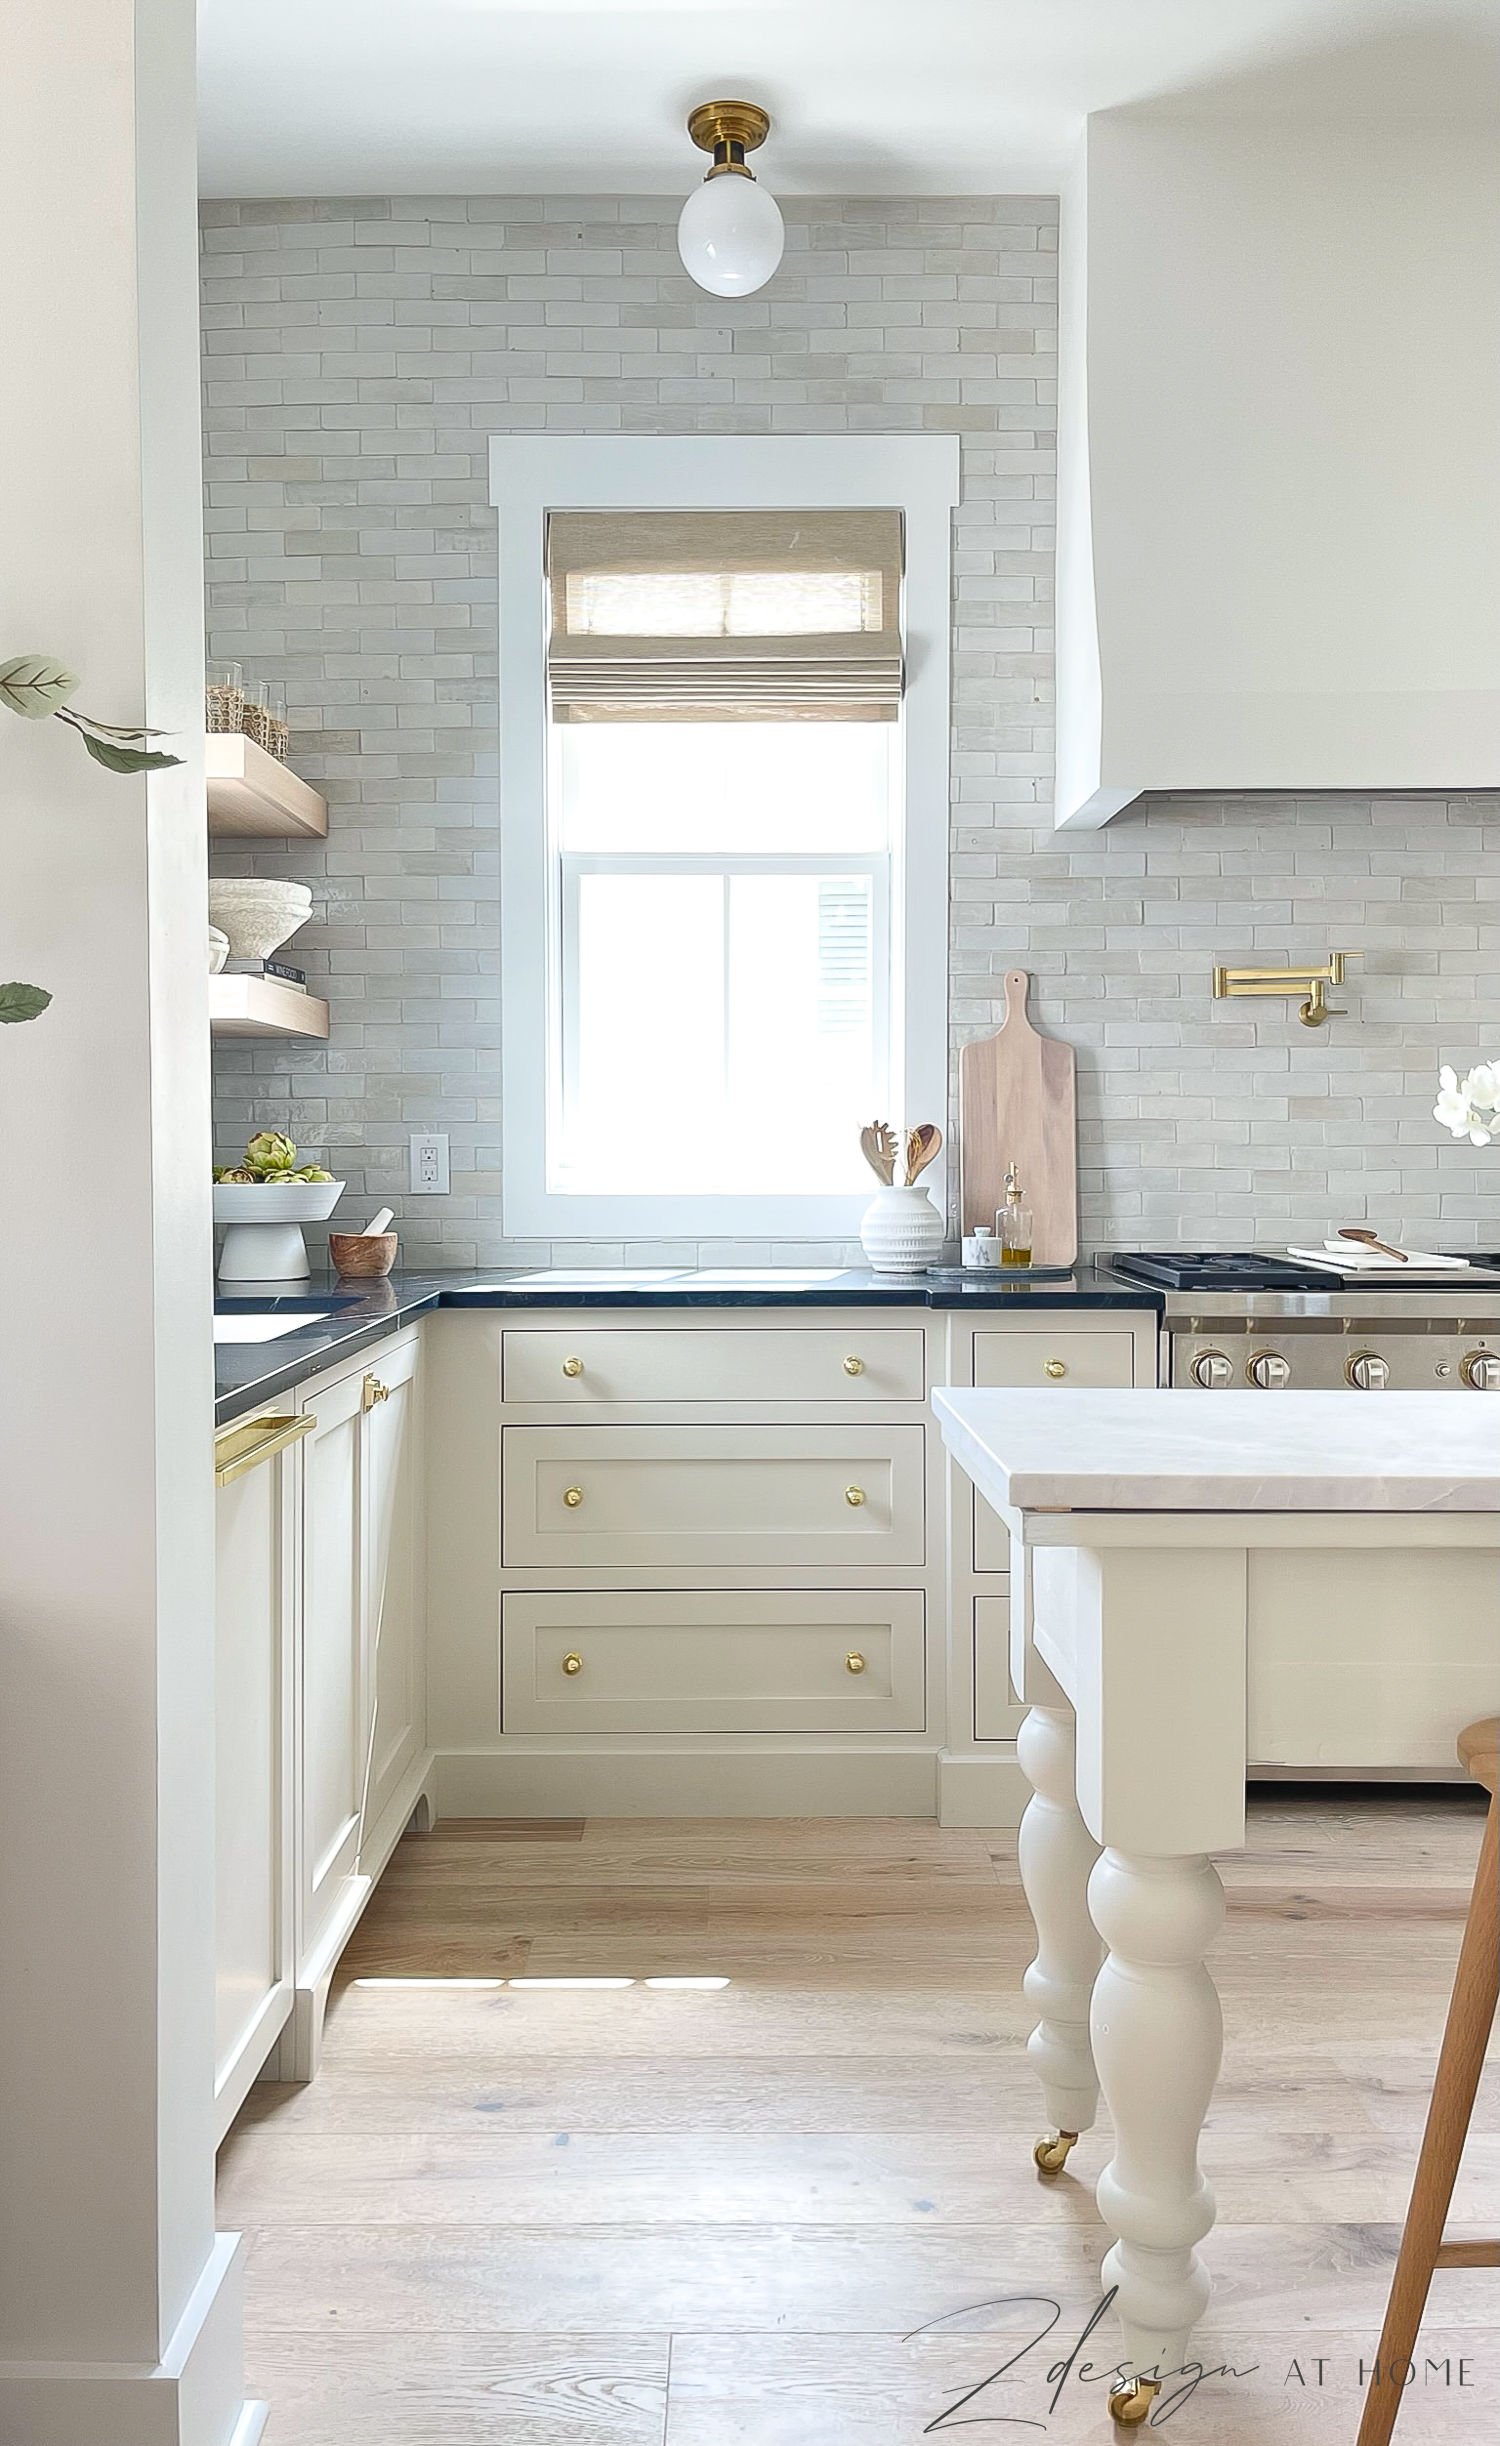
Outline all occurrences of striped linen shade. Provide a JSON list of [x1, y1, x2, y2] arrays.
[[546, 507, 904, 721]]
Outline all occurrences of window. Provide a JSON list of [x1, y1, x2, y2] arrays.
[[493, 439, 958, 1240]]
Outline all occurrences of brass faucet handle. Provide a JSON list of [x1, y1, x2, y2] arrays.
[[1299, 977, 1347, 1027]]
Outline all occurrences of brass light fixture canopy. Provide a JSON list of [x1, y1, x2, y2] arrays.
[[688, 98, 772, 176]]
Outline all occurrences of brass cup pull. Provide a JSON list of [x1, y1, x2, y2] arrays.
[[362, 1373, 391, 1411], [842, 1355, 865, 1377], [845, 1650, 866, 1675], [561, 1651, 583, 1676], [1043, 1359, 1067, 1380], [562, 1356, 584, 1377], [563, 1485, 584, 1508], [844, 1485, 866, 1507]]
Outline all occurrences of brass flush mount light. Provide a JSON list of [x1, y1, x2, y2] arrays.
[[677, 98, 784, 297]]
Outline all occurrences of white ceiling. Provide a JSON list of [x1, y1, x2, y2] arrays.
[[197, 0, 1499, 198]]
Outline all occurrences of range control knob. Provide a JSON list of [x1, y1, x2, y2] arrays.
[[1346, 1351, 1389, 1390], [1247, 1349, 1291, 1390], [1190, 1350, 1233, 1389], [1461, 1350, 1500, 1391]]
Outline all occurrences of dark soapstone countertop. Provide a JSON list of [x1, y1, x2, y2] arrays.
[[215, 1262, 1161, 1425]]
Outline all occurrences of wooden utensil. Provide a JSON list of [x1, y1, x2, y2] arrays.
[[860, 1121, 898, 1186], [1338, 1228, 1408, 1262], [904, 1123, 941, 1186], [958, 971, 1078, 1267]]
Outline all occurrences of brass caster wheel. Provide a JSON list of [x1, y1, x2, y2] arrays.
[[1032, 2128, 1079, 2177], [1108, 2378, 1161, 2426]]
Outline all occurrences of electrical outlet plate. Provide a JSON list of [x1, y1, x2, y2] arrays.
[[409, 1131, 450, 1194]]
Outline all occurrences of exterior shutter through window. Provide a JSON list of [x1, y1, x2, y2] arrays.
[[546, 508, 904, 722]]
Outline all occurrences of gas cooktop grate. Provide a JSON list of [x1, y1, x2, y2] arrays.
[[1110, 1251, 1500, 1293]]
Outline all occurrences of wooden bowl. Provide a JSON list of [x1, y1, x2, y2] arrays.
[[327, 1231, 397, 1279]]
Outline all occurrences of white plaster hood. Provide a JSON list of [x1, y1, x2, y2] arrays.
[[1056, 96, 1500, 828]]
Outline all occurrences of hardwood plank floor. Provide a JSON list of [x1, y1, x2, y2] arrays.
[[221, 1791, 1495, 2442]]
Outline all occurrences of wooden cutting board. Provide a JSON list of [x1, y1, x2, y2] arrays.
[[958, 970, 1078, 1266]]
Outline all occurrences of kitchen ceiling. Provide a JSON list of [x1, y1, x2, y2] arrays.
[[197, 0, 1497, 198]]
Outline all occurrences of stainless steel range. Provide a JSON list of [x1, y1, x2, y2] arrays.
[[1110, 1251, 1500, 1391]]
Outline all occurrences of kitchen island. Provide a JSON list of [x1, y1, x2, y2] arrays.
[[932, 1388, 1499, 2425]]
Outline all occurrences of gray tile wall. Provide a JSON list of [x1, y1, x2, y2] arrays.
[[202, 195, 1499, 1264]]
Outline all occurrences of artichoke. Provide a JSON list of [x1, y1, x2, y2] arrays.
[[292, 1165, 333, 1182], [244, 1131, 298, 1176], [216, 1166, 258, 1183]]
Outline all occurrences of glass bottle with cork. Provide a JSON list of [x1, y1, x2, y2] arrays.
[[997, 1162, 1033, 1267]]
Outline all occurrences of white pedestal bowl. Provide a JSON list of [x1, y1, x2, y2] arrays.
[[213, 1179, 345, 1281]]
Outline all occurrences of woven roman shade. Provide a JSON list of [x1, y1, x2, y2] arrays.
[[546, 508, 904, 721]]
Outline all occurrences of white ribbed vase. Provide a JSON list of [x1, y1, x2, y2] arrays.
[[859, 1184, 945, 1274]]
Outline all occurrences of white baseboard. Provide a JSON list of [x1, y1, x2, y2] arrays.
[[0, 2233, 248, 2446], [435, 1745, 941, 1818], [937, 1749, 1028, 1827]]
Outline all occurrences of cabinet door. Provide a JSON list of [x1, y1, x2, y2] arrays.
[[361, 1335, 423, 1841], [973, 1591, 1023, 1741], [297, 1367, 366, 1973], [213, 1420, 295, 2141]]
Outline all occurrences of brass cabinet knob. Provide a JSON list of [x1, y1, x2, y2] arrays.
[[845, 1650, 866, 1674], [561, 1356, 584, 1377], [561, 1651, 583, 1676], [563, 1485, 584, 1508], [1043, 1358, 1067, 1381], [842, 1355, 865, 1377], [844, 1485, 866, 1507], [362, 1373, 390, 1411]]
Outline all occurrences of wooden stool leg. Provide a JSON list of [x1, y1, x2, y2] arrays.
[[1356, 1798, 1498, 2446]]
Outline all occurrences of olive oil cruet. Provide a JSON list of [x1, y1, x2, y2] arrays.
[[998, 1162, 1033, 1267]]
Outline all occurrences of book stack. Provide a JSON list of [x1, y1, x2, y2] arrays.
[[223, 955, 307, 992]]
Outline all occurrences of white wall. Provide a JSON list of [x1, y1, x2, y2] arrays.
[[0, 5, 247, 2440], [1059, 109, 1500, 824]]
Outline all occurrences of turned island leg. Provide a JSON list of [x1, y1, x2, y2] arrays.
[[1016, 1701, 1103, 2175], [1087, 1845, 1227, 2424]]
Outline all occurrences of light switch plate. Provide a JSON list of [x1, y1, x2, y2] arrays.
[[409, 1131, 450, 1194]]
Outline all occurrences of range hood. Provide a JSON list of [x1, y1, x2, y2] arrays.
[[1056, 107, 1500, 829]]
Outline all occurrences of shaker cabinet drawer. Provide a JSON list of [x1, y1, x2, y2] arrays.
[[973, 1327, 1138, 1391], [501, 1426, 926, 1568], [501, 1326, 926, 1406], [501, 1589, 927, 1733]]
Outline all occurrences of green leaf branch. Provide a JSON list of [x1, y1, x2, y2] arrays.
[[2, 652, 186, 1023], [0, 652, 184, 775]]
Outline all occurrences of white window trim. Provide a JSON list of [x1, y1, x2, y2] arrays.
[[490, 435, 959, 1243]]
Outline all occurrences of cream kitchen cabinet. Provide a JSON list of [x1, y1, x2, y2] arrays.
[[425, 1302, 1168, 1829], [942, 1316, 1157, 1818], [212, 1326, 430, 2114], [281, 1327, 425, 2079], [212, 1408, 309, 2145]]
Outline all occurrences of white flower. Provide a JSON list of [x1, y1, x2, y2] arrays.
[[1434, 1060, 1498, 1145]]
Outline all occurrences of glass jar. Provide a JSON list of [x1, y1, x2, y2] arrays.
[[205, 661, 244, 733]]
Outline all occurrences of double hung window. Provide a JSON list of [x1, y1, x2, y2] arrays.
[[493, 439, 957, 1240]]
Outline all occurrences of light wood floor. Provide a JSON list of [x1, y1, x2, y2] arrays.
[[220, 1792, 1496, 2442]]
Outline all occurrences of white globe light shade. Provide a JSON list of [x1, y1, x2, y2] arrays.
[[677, 173, 784, 297]]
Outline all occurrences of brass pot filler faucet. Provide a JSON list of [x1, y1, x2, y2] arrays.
[[1212, 950, 1361, 1027]]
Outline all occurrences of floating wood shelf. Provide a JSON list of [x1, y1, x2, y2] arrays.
[[209, 974, 330, 1040], [206, 734, 328, 839]]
